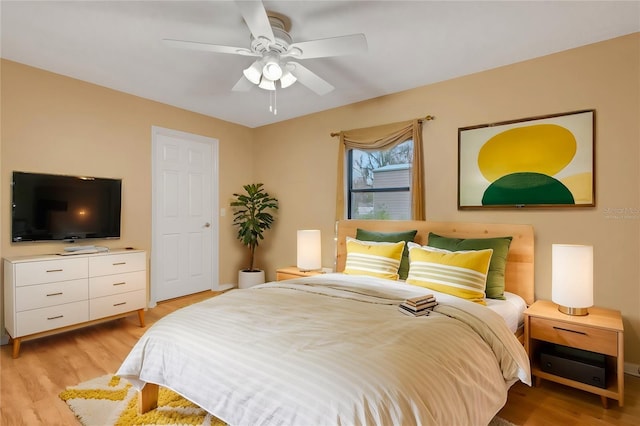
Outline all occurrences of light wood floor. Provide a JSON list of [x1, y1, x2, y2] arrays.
[[1, 290, 639, 425]]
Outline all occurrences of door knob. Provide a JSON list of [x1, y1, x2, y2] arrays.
[[204, 222, 211, 228]]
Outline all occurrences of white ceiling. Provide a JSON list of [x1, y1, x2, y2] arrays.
[[2, 1, 639, 128]]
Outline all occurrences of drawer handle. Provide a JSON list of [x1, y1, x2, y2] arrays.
[[113, 262, 127, 266], [47, 315, 64, 320], [113, 302, 127, 307], [46, 292, 63, 297], [553, 326, 587, 336], [46, 269, 63, 273], [112, 282, 126, 286]]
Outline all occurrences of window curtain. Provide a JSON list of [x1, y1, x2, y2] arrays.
[[335, 118, 425, 220]]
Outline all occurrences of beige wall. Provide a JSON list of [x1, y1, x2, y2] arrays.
[[254, 33, 640, 363], [1, 33, 639, 364], [0, 59, 254, 285]]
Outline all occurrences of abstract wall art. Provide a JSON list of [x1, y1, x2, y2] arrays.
[[458, 110, 595, 209]]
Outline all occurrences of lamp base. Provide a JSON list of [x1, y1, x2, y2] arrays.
[[557, 305, 589, 316]]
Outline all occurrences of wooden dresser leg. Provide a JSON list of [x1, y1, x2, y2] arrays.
[[12, 338, 22, 359], [137, 309, 145, 327], [138, 383, 159, 414]]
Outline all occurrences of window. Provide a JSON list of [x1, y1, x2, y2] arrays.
[[335, 118, 425, 221], [347, 140, 413, 219]]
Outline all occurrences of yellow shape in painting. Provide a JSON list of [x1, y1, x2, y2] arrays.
[[478, 124, 577, 182], [560, 172, 593, 204]]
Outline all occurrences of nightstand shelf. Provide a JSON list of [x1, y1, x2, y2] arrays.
[[524, 300, 624, 408], [276, 266, 323, 281]]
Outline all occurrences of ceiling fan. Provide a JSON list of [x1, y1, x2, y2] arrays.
[[164, 0, 367, 96]]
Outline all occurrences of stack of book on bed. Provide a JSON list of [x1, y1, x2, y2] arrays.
[[399, 294, 437, 317]]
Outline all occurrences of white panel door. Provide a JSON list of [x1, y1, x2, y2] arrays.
[[151, 127, 219, 303]]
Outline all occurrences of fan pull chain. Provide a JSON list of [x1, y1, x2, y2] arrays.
[[273, 86, 277, 115], [268, 86, 278, 115]]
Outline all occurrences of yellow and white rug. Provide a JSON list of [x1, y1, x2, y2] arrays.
[[59, 374, 225, 426]]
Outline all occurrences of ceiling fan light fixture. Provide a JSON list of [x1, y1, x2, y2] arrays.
[[262, 60, 283, 81], [258, 78, 276, 91], [279, 69, 297, 88], [288, 46, 303, 57], [243, 60, 263, 85]]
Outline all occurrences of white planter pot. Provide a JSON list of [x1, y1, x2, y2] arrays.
[[238, 270, 265, 289]]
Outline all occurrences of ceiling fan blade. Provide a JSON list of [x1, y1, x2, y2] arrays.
[[286, 62, 334, 96], [235, 0, 275, 44], [163, 39, 258, 56], [232, 75, 255, 92], [285, 33, 367, 59]]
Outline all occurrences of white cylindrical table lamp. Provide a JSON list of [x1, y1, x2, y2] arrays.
[[297, 230, 321, 272], [551, 244, 593, 316]]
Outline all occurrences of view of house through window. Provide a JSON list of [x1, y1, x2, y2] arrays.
[[348, 140, 413, 219]]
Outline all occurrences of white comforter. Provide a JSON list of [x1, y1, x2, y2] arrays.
[[117, 274, 531, 426]]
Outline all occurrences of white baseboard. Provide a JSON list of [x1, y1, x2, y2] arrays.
[[218, 283, 236, 292], [1, 334, 8, 346], [624, 362, 640, 377]]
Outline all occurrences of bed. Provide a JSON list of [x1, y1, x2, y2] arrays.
[[117, 220, 534, 425]]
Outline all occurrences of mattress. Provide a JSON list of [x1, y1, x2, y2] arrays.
[[485, 291, 527, 333]]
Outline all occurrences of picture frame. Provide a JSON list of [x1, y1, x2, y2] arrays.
[[458, 109, 595, 209]]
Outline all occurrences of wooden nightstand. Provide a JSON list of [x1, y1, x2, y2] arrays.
[[276, 266, 324, 281], [524, 300, 624, 408]]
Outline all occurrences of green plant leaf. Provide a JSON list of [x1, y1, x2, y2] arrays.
[[231, 183, 279, 271]]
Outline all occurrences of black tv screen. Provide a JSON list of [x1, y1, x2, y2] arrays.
[[11, 171, 122, 242]]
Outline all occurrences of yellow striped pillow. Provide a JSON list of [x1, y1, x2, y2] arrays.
[[406, 242, 493, 305], [343, 237, 405, 280]]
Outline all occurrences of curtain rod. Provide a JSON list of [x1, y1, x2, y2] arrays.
[[330, 115, 435, 137]]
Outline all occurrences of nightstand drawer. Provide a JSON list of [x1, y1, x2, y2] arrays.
[[276, 267, 324, 281], [530, 317, 618, 356], [276, 272, 303, 281]]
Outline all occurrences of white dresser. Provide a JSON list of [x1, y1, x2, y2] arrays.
[[3, 249, 147, 357]]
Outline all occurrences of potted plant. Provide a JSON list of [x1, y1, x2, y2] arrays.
[[231, 183, 279, 288]]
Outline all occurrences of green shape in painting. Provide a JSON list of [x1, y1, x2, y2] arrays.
[[482, 172, 575, 205]]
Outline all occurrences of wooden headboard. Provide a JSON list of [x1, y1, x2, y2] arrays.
[[335, 220, 535, 305]]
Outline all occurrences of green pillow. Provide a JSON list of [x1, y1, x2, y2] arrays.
[[355, 229, 418, 280], [427, 232, 512, 300]]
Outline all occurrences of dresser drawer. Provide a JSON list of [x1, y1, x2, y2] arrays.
[[15, 279, 88, 311], [89, 271, 146, 298], [4, 250, 148, 358], [16, 300, 89, 336], [530, 317, 618, 356], [89, 252, 145, 276], [89, 289, 146, 320], [15, 258, 87, 286]]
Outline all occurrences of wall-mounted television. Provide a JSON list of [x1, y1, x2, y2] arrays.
[[11, 171, 122, 243]]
